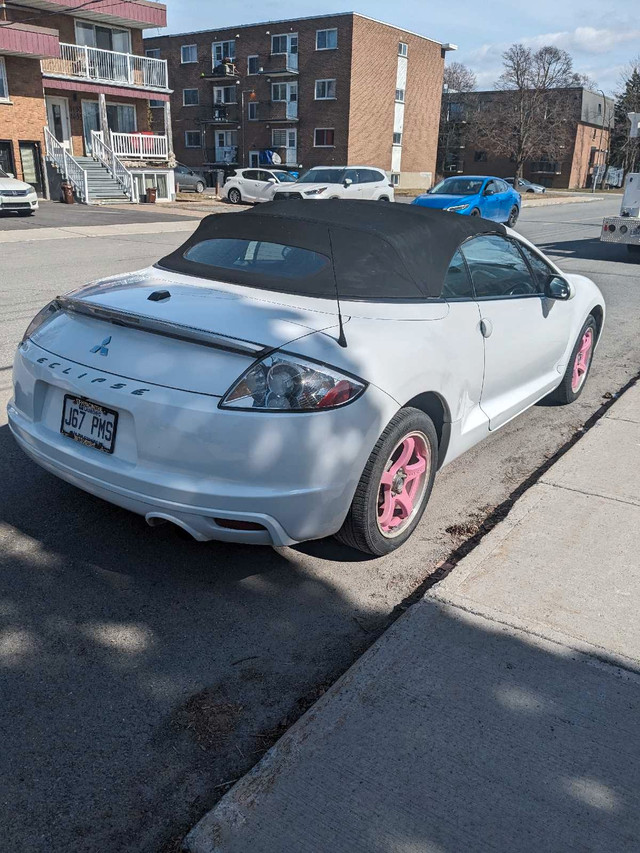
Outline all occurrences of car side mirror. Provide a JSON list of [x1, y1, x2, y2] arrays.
[[7, 172, 15, 179], [545, 275, 571, 300], [343, 178, 353, 187], [267, 177, 277, 183], [484, 186, 495, 196]]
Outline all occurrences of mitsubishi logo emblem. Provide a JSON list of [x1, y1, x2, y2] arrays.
[[90, 336, 111, 356]]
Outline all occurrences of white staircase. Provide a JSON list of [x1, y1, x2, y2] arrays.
[[44, 127, 137, 205]]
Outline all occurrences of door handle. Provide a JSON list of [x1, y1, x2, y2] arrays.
[[480, 318, 493, 338]]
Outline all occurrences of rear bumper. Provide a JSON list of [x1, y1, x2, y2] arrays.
[[8, 341, 397, 546], [601, 217, 640, 245]]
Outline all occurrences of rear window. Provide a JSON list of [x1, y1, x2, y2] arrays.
[[183, 238, 329, 280], [298, 168, 345, 184]]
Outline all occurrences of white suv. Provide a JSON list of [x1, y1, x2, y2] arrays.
[[223, 168, 299, 204], [272, 166, 394, 202]]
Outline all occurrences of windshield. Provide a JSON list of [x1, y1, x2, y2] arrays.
[[298, 168, 345, 184], [431, 177, 484, 196], [274, 171, 297, 183]]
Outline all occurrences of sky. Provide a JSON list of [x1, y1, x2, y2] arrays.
[[149, 0, 640, 95]]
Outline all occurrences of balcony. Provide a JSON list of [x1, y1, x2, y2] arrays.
[[8, 0, 166, 29], [262, 52, 298, 77], [208, 61, 241, 80], [41, 43, 169, 91], [110, 132, 168, 160], [211, 103, 240, 123], [530, 161, 562, 175], [0, 22, 59, 59], [205, 146, 238, 165], [263, 101, 298, 121]]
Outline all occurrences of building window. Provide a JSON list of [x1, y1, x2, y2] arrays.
[[0, 57, 8, 102], [398, 42, 408, 57], [212, 40, 235, 65], [272, 128, 296, 149], [315, 79, 336, 99], [272, 82, 288, 102], [474, 150, 487, 162], [185, 130, 202, 148], [316, 28, 338, 50], [181, 44, 197, 64], [247, 55, 260, 75], [314, 128, 335, 147], [271, 34, 289, 54], [248, 101, 258, 121], [76, 20, 130, 52], [145, 48, 160, 59], [391, 173, 400, 186], [133, 171, 170, 200], [183, 88, 199, 106], [214, 85, 236, 104], [395, 89, 405, 102], [393, 132, 402, 145], [149, 99, 164, 108]]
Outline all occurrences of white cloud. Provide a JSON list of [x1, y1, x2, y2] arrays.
[[523, 27, 640, 55]]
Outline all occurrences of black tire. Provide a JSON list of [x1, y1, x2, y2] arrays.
[[547, 315, 597, 405], [507, 205, 519, 227], [335, 408, 438, 556], [378, 196, 390, 201], [195, 181, 205, 194], [470, 208, 481, 216], [227, 187, 242, 204]]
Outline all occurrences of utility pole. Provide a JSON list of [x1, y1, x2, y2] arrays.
[[593, 90, 609, 193]]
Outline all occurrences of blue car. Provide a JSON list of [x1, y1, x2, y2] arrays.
[[412, 175, 521, 226]]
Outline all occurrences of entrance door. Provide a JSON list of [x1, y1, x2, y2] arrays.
[[81, 101, 100, 154], [0, 140, 15, 176], [46, 97, 72, 152], [19, 142, 44, 195]]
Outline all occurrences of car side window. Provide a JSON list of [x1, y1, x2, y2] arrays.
[[244, 170, 260, 180], [441, 250, 474, 299], [484, 180, 498, 195], [518, 243, 556, 293], [460, 235, 538, 298], [496, 180, 509, 193], [256, 170, 273, 182], [344, 168, 360, 184]]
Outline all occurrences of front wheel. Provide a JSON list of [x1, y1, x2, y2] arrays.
[[195, 181, 205, 194], [470, 208, 481, 217], [227, 187, 242, 204], [507, 206, 520, 227], [547, 315, 597, 405], [335, 408, 438, 556]]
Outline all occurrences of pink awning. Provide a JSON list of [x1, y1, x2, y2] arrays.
[[43, 79, 170, 101], [6, 0, 166, 29], [0, 23, 59, 59]]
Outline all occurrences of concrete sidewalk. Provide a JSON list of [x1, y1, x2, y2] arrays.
[[185, 383, 640, 853]]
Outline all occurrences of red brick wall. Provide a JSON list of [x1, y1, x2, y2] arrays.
[[0, 56, 47, 182], [348, 16, 444, 176]]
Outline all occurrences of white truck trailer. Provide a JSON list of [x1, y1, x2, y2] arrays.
[[601, 172, 640, 255]]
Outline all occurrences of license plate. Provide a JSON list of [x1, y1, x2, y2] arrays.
[[60, 395, 118, 454]]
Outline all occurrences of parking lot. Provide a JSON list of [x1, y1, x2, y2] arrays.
[[1, 197, 639, 852]]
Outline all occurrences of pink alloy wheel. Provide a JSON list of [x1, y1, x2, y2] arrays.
[[571, 327, 594, 392], [377, 431, 430, 538]]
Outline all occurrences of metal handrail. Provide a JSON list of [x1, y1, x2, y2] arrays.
[[91, 131, 137, 202], [41, 42, 168, 90], [44, 127, 89, 202]]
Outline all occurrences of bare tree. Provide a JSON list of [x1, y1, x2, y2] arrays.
[[438, 63, 476, 177], [471, 44, 583, 178], [610, 58, 640, 173]]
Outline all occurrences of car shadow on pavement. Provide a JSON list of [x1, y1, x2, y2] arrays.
[[538, 236, 636, 264], [0, 423, 385, 853]]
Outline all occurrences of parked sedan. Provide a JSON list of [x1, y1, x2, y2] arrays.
[[413, 175, 520, 225], [9, 202, 604, 556], [174, 164, 206, 193], [506, 177, 546, 194], [272, 166, 394, 201], [0, 168, 39, 216], [223, 168, 298, 204]]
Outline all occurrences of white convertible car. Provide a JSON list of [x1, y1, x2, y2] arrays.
[[8, 202, 604, 555]]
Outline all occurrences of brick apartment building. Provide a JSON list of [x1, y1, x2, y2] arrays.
[[144, 12, 454, 188], [439, 87, 614, 189], [0, 0, 176, 203]]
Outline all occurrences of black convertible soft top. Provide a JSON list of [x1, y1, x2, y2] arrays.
[[158, 199, 506, 300]]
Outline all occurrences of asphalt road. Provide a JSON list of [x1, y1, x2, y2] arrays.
[[1, 198, 639, 853]]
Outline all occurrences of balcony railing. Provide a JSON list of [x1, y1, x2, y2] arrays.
[[262, 52, 298, 76], [42, 43, 168, 90], [212, 102, 239, 123], [264, 101, 298, 121], [111, 132, 168, 160], [209, 146, 238, 164]]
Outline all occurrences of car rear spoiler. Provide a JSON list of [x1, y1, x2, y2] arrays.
[[57, 295, 270, 358]]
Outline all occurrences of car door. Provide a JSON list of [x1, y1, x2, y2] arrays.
[[357, 169, 379, 200], [479, 180, 502, 221], [254, 170, 277, 201], [495, 179, 513, 220], [239, 169, 262, 202], [460, 234, 570, 430], [342, 168, 363, 199]]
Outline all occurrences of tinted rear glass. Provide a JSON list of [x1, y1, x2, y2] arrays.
[[183, 238, 329, 280], [432, 177, 484, 196]]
